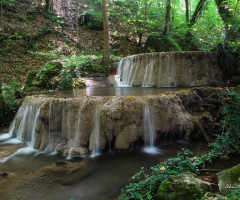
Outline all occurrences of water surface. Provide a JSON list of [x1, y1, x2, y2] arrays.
[[0, 130, 208, 200], [36, 86, 190, 98]]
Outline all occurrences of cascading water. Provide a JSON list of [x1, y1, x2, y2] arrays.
[[143, 105, 158, 154], [91, 108, 101, 157], [67, 107, 82, 160], [12, 101, 44, 147], [47, 100, 52, 152], [0, 99, 45, 163], [115, 52, 222, 87]]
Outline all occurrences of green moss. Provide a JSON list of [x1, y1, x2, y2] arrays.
[[234, 85, 240, 94], [156, 179, 170, 199], [55, 160, 68, 167], [25, 71, 38, 87], [156, 173, 211, 200], [229, 164, 240, 183], [73, 79, 86, 89]]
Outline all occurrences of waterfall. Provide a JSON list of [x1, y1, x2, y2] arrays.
[[8, 99, 45, 148], [47, 100, 53, 151], [116, 52, 221, 87], [143, 105, 158, 154], [91, 108, 101, 157], [143, 106, 155, 147], [67, 107, 82, 159]]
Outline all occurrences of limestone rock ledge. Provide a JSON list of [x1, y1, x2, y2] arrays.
[[9, 88, 220, 157]]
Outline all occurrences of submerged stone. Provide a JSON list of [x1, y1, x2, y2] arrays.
[[38, 159, 96, 185]]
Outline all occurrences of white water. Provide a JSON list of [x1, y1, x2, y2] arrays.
[[0, 133, 11, 140], [0, 147, 37, 163], [116, 52, 220, 87], [0, 100, 44, 162], [143, 106, 159, 154], [91, 108, 101, 157], [67, 107, 82, 159], [15, 104, 42, 147]]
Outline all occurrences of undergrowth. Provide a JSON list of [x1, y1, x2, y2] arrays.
[[119, 90, 240, 200]]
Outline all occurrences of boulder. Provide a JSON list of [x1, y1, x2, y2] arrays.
[[217, 163, 240, 195], [201, 192, 227, 200], [156, 172, 211, 200]]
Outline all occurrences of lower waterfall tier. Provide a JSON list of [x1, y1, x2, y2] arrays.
[[9, 88, 220, 157]]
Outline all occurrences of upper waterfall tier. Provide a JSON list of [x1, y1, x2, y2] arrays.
[[116, 51, 222, 87]]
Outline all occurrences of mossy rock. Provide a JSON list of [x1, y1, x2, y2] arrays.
[[200, 192, 227, 200], [156, 172, 211, 200], [25, 71, 38, 87], [36, 61, 63, 90], [73, 78, 86, 89], [234, 85, 240, 94], [217, 163, 240, 195], [144, 34, 181, 52], [24, 71, 42, 93]]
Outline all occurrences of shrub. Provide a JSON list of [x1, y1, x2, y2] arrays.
[[0, 81, 21, 126]]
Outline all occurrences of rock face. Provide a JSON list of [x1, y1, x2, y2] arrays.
[[217, 163, 240, 195], [8, 89, 218, 157], [117, 52, 223, 87], [156, 172, 212, 200]]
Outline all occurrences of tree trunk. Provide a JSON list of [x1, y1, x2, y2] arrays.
[[1, 0, 3, 33], [49, 0, 54, 13], [189, 0, 206, 26], [215, 0, 239, 41], [185, 0, 189, 22], [163, 0, 171, 35], [45, 0, 53, 13], [101, 0, 110, 66], [234, 0, 240, 16], [183, 0, 206, 50]]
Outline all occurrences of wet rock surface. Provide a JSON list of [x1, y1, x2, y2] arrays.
[[156, 172, 212, 200], [117, 52, 223, 87], [8, 88, 221, 157]]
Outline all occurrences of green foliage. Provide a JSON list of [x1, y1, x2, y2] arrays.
[[27, 54, 116, 91], [2, 0, 16, 8], [145, 34, 181, 52], [225, 189, 240, 200], [57, 70, 74, 90], [119, 149, 195, 200], [211, 90, 240, 155], [120, 90, 240, 199], [234, 85, 240, 94], [0, 81, 21, 126], [36, 62, 63, 89]]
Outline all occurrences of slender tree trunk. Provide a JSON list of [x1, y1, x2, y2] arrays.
[[185, 0, 189, 22], [48, 0, 54, 13], [189, 0, 206, 26], [101, 0, 110, 66], [234, 0, 239, 16], [45, 0, 49, 11], [184, 0, 206, 50], [76, 1, 80, 42], [1, 0, 3, 33], [45, 0, 53, 13], [163, 0, 171, 35]]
